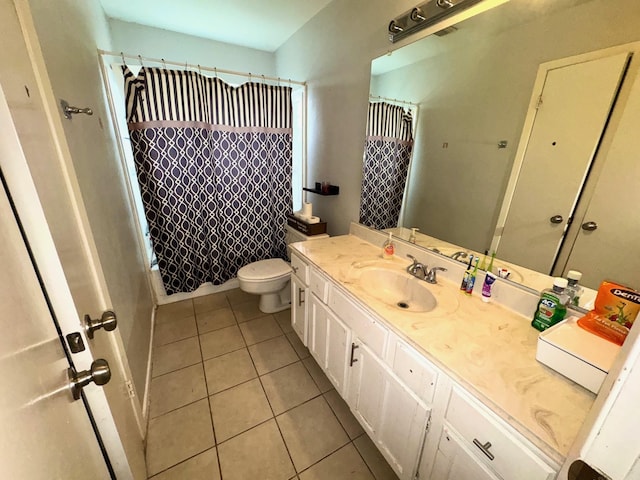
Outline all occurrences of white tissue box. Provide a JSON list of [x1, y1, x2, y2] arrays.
[[536, 316, 620, 394]]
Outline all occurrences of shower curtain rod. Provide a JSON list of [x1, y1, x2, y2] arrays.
[[369, 94, 418, 107], [98, 49, 306, 86]]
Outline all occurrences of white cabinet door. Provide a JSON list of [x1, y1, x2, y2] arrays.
[[325, 310, 351, 395], [291, 274, 308, 345], [308, 293, 328, 367], [431, 428, 501, 480], [348, 340, 430, 480]]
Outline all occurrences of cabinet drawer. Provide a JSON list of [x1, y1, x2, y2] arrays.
[[328, 287, 388, 357], [389, 338, 438, 404], [309, 268, 329, 303], [290, 252, 309, 284], [445, 389, 556, 480]]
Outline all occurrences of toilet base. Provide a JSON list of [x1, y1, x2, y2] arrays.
[[258, 283, 291, 314]]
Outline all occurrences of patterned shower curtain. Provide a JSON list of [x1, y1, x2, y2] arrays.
[[359, 102, 414, 230], [123, 66, 292, 295]]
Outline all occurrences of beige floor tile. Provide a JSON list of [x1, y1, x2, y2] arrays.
[[226, 288, 256, 306], [196, 307, 236, 334], [232, 299, 266, 323], [153, 336, 202, 377], [149, 447, 220, 480], [323, 389, 364, 440], [277, 396, 349, 472], [286, 331, 310, 359], [200, 325, 246, 360], [146, 399, 215, 476], [299, 443, 374, 480], [248, 335, 299, 375], [353, 434, 399, 480], [156, 299, 194, 324], [194, 292, 230, 315], [204, 348, 257, 394], [261, 362, 320, 415], [209, 378, 273, 442], [302, 357, 333, 393], [149, 364, 207, 418], [154, 315, 197, 346], [218, 419, 295, 480], [274, 309, 294, 334], [239, 315, 283, 345]]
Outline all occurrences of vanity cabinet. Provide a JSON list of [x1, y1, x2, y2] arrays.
[[290, 252, 557, 480], [290, 252, 309, 345], [348, 338, 431, 479]]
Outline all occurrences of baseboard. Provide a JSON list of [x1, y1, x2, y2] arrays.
[[141, 304, 156, 430]]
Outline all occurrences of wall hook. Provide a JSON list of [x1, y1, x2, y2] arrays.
[[60, 99, 93, 120]]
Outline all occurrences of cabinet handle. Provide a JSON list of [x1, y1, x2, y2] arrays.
[[292, 265, 299, 273], [473, 438, 495, 461], [349, 343, 359, 366], [298, 288, 305, 306]]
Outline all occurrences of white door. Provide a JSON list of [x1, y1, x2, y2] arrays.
[[0, 161, 111, 479], [0, 82, 143, 478], [498, 53, 629, 273], [557, 67, 640, 289], [2, 3, 147, 477]]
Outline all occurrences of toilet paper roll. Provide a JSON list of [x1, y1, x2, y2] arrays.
[[301, 202, 312, 218], [307, 216, 321, 224]]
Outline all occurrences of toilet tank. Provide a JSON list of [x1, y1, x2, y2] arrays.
[[285, 225, 329, 259]]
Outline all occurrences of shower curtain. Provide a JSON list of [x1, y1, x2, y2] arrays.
[[359, 102, 414, 230], [123, 66, 292, 295]]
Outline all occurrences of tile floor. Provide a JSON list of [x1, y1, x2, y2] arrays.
[[146, 288, 400, 480]]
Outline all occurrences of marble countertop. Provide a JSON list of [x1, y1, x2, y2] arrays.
[[291, 234, 596, 464]]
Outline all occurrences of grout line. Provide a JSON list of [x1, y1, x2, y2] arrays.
[[146, 445, 218, 479]]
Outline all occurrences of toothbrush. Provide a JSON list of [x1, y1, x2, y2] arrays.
[[460, 255, 475, 291]]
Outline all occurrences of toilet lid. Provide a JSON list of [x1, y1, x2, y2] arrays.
[[237, 258, 291, 280]]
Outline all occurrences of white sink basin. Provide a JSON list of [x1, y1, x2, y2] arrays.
[[358, 267, 437, 313]]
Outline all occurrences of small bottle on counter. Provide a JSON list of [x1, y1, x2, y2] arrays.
[[382, 232, 395, 259], [531, 278, 570, 332], [566, 270, 584, 306], [409, 228, 419, 244]]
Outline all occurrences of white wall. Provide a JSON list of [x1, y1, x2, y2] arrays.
[[25, 0, 154, 398], [109, 19, 276, 76], [275, 0, 416, 236], [370, 0, 640, 252]]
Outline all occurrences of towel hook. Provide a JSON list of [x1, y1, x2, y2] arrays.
[[161, 58, 167, 69], [60, 99, 93, 120]]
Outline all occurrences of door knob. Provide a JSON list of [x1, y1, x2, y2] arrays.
[[84, 310, 117, 339], [582, 221, 598, 231], [68, 359, 111, 400], [549, 215, 564, 224]]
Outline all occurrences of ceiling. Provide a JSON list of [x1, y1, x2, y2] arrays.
[[99, 0, 335, 52]]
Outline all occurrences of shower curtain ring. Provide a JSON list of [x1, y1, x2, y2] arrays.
[[120, 51, 126, 66], [161, 58, 167, 69], [138, 55, 144, 67]]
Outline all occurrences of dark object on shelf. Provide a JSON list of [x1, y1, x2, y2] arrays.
[[303, 182, 340, 196], [287, 214, 327, 236]]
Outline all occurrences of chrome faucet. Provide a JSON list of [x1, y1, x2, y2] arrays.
[[406, 254, 427, 280], [425, 266, 447, 284], [450, 251, 468, 261]]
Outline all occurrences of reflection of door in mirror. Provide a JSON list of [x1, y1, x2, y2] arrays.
[[496, 51, 630, 278]]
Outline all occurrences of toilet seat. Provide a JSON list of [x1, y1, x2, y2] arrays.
[[237, 258, 291, 282]]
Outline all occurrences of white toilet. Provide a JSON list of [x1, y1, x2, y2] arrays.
[[237, 225, 328, 313]]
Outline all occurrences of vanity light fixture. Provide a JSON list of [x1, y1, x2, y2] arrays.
[[388, 0, 484, 43]]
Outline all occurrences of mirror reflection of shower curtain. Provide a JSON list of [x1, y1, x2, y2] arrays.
[[123, 66, 292, 295], [359, 102, 414, 230]]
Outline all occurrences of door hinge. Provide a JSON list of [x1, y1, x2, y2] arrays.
[[536, 95, 543, 109], [425, 414, 432, 434], [125, 380, 136, 399]]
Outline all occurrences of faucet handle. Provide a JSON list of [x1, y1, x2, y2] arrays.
[[426, 266, 447, 284]]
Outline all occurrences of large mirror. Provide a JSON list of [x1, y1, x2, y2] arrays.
[[365, 0, 640, 302]]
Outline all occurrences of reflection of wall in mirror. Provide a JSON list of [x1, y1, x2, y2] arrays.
[[369, 0, 640, 275]]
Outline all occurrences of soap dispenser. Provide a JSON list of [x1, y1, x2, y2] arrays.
[[409, 228, 419, 244], [382, 232, 395, 259]]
